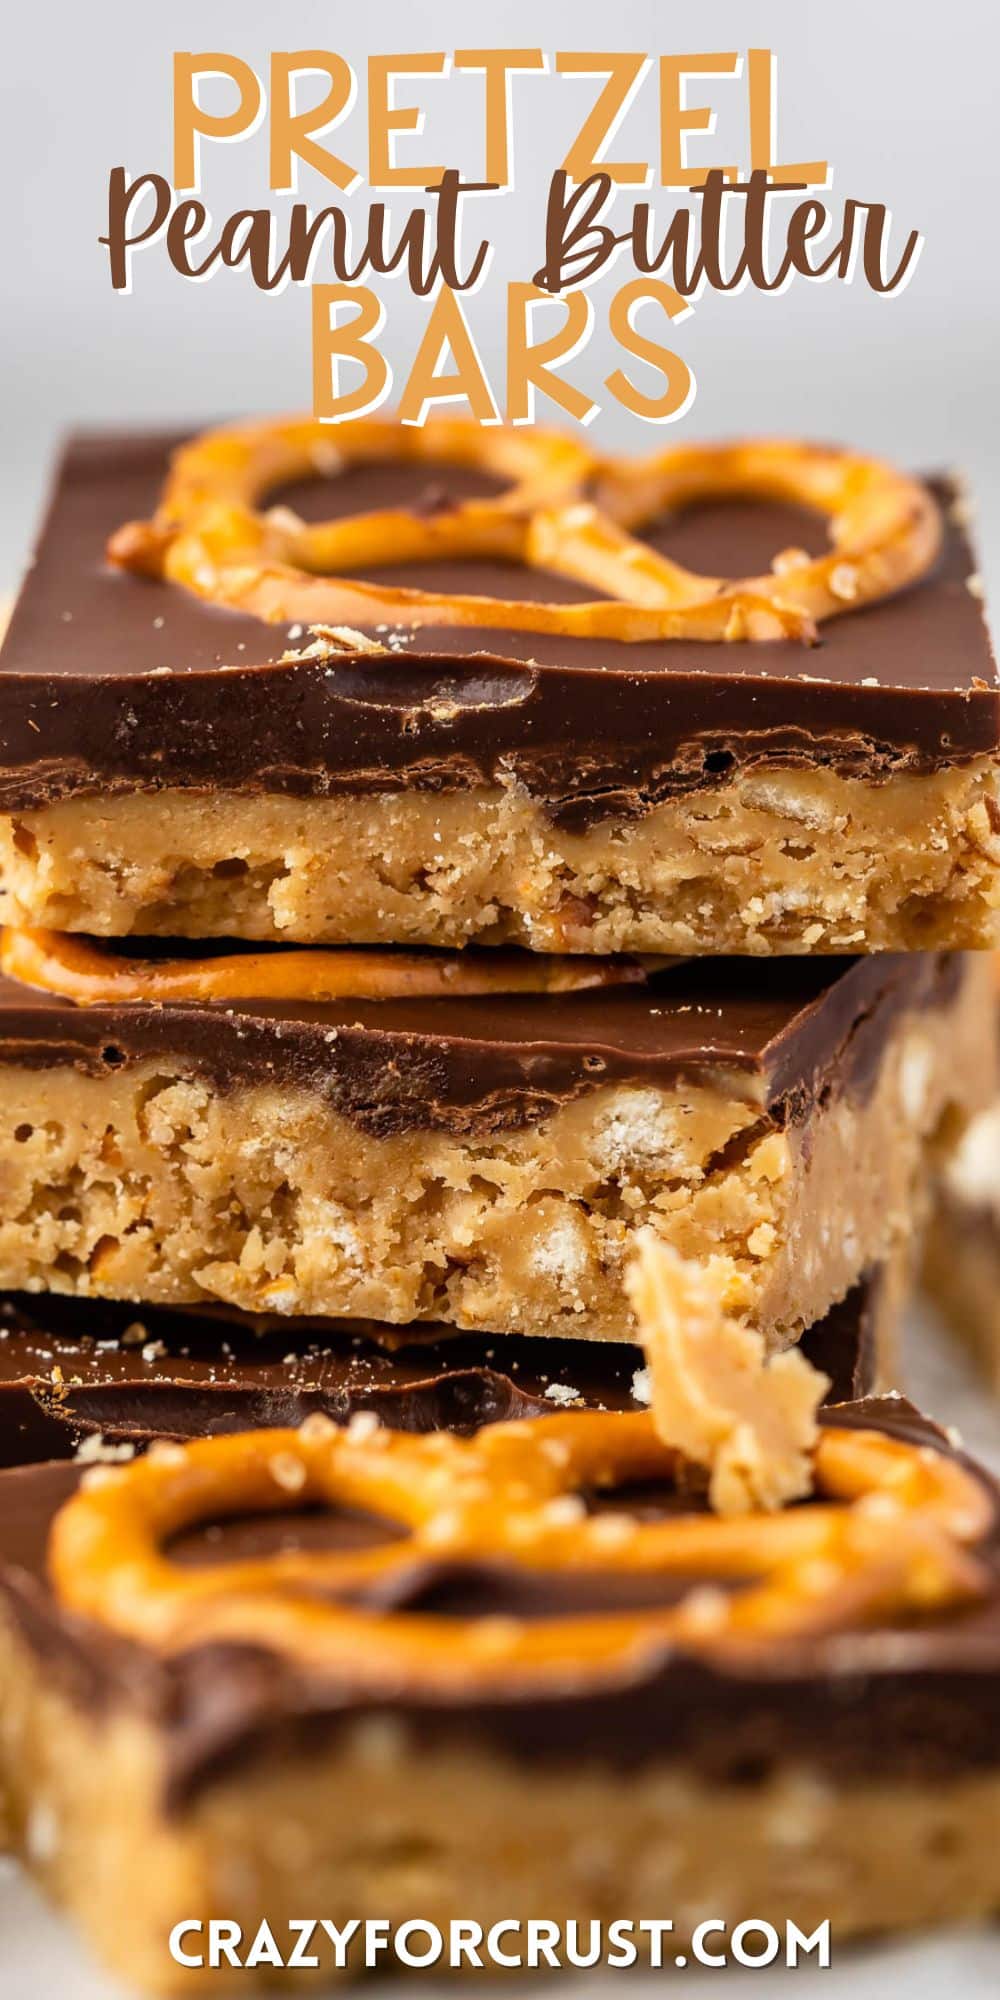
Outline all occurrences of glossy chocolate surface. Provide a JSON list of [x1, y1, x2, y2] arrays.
[[0, 1276, 879, 1466], [0, 950, 962, 1136], [0, 1397, 997, 1804], [0, 437, 994, 829]]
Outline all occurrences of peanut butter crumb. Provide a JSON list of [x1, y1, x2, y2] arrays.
[[624, 1233, 829, 1516]]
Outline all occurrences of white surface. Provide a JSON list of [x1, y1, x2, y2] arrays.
[[0, 1299, 997, 1998]]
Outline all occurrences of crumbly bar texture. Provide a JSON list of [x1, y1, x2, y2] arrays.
[[625, 1236, 826, 1515], [0, 964, 985, 1343], [4, 759, 1000, 952], [1, 1644, 997, 1995]]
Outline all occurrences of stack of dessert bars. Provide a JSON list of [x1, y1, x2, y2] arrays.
[[0, 422, 996, 1445], [0, 419, 997, 1987]]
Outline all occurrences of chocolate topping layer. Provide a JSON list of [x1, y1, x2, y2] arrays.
[[1, 1397, 997, 1803], [0, 436, 994, 829], [0, 1278, 879, 1465], [0, 950, 963, 1136]]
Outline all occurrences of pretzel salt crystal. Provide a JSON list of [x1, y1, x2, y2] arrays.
[[0, 928, 653, 1008], [107, 416, 941, 646], [48, 1410, 993, 1694]]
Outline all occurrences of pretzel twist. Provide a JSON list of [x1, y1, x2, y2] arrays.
[[107, 416, 941, 647], [49, 1411, 992, 1694]]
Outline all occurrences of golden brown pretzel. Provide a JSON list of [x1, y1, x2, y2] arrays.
[[107, 415, 941, 646], [590, 439, 942, 632], [48, 1411, 992, 1694], [0, 928, 656, 1007], [108, 413, 592, 621]]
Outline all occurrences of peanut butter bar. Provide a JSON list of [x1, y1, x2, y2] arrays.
[[0, 1397, 997, 1990], [0, 426, 996, 955], [0, 946, 983, 1345]]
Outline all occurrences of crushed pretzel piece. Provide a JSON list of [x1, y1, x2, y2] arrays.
[[625, 1233, 829, 1516], [280, 622, 388, 662]]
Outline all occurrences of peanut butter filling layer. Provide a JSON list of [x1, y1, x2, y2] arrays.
[[0, 956, 985, 1342], [4, 759, 998, 952], [3, 1662, 997, 1994]]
